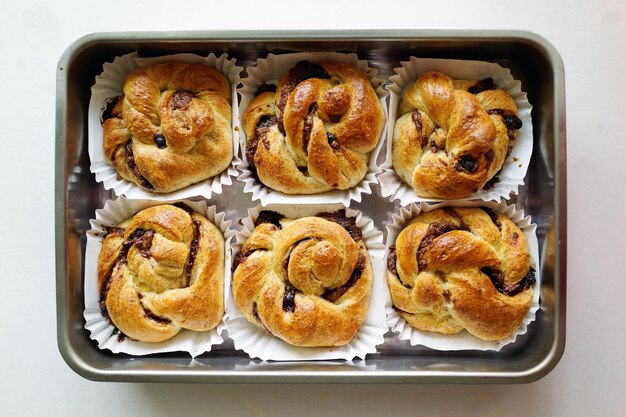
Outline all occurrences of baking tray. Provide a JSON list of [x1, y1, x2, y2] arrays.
[[55, 30, 566, 383]]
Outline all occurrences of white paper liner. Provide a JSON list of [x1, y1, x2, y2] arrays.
[[384, 200, 541, 351], [237, 53, 388, 206], [226, 204, 387, 361], [379, 57, 534, 205], [88, 52, 243, 200], [83, 197, 235, 357], [234, 360, 375, 371]]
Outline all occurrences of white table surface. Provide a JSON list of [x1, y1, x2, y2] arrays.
[[1, 0, 625, 415]]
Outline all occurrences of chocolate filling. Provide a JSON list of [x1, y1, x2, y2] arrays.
[[119, 228, 149, 264], [481, 267, 536, 296], [277, 61, 330, 133], [138, 230, 154, 258], [102, 226, 124, 239], [487, 109, 504, 116], [154, 133, 166, 149], [485, 149, 495, 163], [255, 83, 277, 97], [481, 266, 505, 293], [282, 282, 297, 313], [483, 174, 500, 190], [231, 250, 248, 273], [251, 302, 262, 324], [392, 305, 413, 315], [99, 228, 153, 316], [173, 202, 194, 214], [327, 132, 340, 149], [456, 154, 477, 173], [487, 109, 523, 131], [323, 253, 366, 302], [302, 103, 318, 154], [328, 114, 342, 123], [504, 115, 523, 130], [315, 210, 363, 242], [411, 111, 428, 148], [171, 90, 194, 110], [111, 327, 128, 342], [254, 210, 285, 229], [246, 115, 277, 170], [99, 277, 113, 317], [184, 220, 201, 285], [442, 208, 470, 231], [481, 207, 502, 231], [141, 304, 172, 325], [417, 222, 460, 269], [468, 78, 496, 94], [124, 141, 154, 190], [387, 245, 398, 277], [507, 268, 536, 296], [101, 96, 122, 122]]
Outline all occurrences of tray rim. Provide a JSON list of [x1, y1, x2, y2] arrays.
[[55, 29, 567, 384]]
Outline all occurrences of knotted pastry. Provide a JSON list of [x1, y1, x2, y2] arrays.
[[242, 61, 385, 194], [97, 203, 224, 342], [232, 210, 371, 346], [102, 62, 233, 193], [387, 207, 535, 341], [392, 72, 523, 199]]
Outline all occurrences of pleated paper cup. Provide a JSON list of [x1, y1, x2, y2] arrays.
[[237, 52, 388, 206], [83, 197, 234, 357], [384, 200, 540, 351], [89, 52, 243, 200], [226, 204, 387, 361], [379, 57, 533, 205]]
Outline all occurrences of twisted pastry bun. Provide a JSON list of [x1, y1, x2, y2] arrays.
[[387, 207, 535, 341], [232, 210, 372, 346], [102, 62, 233, 193], [97, 203, 224, 342], [392, 72, 523, 199], [242, 61, 385, 194]]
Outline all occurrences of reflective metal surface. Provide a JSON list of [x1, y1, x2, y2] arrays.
[[55, 30, 566, 383]]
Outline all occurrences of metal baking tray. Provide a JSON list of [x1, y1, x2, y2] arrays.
[[55, 30, 566, 383]]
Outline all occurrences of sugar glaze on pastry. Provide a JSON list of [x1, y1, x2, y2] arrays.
[[387, 207, 535, 341], [242, 61, 385, 195], [392, 72, 523, 199], [232, 210, 371, 347], [97, 203, 224, 342], [102, 62, 233, 193]]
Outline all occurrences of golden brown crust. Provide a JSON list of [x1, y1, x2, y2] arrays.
[[102, 62, 233, 193], [97, 204, 224, 342], [232, 211, 371, 346], [392, 71, 521, 199], [241, 61, 384, 195], [386, 207, 534, 341]]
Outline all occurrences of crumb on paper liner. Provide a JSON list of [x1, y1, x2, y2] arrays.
[[236, 52, 388, 206], [83, 197, 235, 357], [225, 204, 388, 361], [88, 52, 243, 201], [378, 57, 534, 205], [384, 200, 541, 351]]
